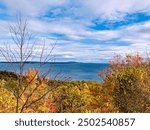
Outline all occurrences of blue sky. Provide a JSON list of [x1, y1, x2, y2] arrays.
[[0, 0, 150, 62]]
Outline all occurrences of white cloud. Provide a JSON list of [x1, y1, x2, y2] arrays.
[[1, 0, 68, 17], [79, 0, 150, 21], [119, 21, 150, 45], [28, 18, 120, 41]]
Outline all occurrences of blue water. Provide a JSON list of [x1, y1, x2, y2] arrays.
[[0, 62, 109, 81]]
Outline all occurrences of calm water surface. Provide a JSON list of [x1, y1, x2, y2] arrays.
[[0, 62, 109, 81]]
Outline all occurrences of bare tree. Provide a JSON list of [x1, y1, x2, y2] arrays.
[[0, 15, 62, 113]]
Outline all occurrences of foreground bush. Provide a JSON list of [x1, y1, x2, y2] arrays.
[[99, 54, 150, 112], [0, 70, 57, 113], [0, 79, 16, 112]]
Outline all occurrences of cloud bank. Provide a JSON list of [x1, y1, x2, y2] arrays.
[[0, 0, 150, 62]]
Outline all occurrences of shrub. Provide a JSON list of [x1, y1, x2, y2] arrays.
[[0, 79, 16, 112], [99, 54, 150, 112]]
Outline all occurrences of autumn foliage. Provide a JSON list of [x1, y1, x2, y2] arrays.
[[99, 53, 150, 112], [0, 69, 58, 113]]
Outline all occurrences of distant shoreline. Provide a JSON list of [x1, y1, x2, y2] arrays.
[[0, 61, 108, 64]]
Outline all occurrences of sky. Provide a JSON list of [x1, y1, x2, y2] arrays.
[[0, 0, 150, 63]]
